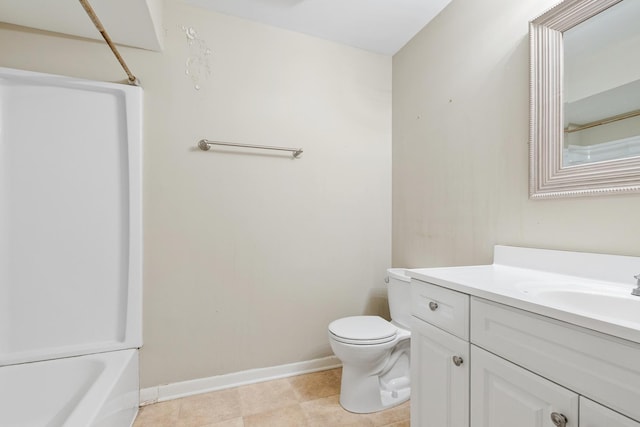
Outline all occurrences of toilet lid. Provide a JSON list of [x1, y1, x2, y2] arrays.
[[329, 316, 397, 345]]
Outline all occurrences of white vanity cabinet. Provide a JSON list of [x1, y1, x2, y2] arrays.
[[410, 279, 640, 427], [411, 318, 468, 427], [471, 297, 640, 424], [469, 346, 640, 427], [470, 345, 578, 427], [410, 280, 470, 427], [580, 398, 640, 427]]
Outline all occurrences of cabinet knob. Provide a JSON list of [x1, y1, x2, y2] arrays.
[[550, 412, 567, 427], [429, 301, 439, 311], [452, 355, 464, 366]]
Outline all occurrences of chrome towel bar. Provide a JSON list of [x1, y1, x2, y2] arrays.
[[198, 139, 303, 158]]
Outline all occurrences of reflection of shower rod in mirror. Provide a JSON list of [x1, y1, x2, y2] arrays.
[[564, 109, 640, 134]]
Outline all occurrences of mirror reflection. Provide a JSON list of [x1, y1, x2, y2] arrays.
[[563, 0, 640, 166]]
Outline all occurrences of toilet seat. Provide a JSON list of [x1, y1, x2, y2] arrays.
[[329, 316, 397, 345]]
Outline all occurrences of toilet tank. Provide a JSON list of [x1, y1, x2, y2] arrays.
[[387, 268, 412, 330]]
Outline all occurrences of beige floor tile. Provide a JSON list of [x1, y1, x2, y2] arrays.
[[177, 388, 242, 426], [301, 395, 375, 427], [132, 369, 410, 427], [243, 404, 308, 427], [133, 400, 180, 427], [197, 417, 245, 427], [289, 368, 342, 402], [367, 400, 410, 426], [380, 421, 410, 427], [238, 378, 300, 416]]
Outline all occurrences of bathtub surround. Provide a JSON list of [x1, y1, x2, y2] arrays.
[[0, 67, 142, 425], [0, 68, 143, 366], [0, 0, 391, 390], [393, 0, 640, 268]]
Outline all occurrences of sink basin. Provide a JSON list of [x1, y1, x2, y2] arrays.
[[514, 281, 640, 326], [528, 289, 639, 325]]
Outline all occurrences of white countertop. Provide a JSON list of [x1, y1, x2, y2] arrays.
[[407, 246, 640, 344]]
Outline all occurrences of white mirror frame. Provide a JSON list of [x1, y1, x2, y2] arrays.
[[529, 0, 640, 198]]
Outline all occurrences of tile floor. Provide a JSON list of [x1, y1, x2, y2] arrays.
[[133, 368, 410, 427]]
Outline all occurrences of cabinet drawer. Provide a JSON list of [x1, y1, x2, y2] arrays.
[[581, 398, 640, 427], [471, 297, 640, 423], [411, 280, 469, 340]]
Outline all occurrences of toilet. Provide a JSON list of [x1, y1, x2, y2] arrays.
[[328, 268, 411, 413]]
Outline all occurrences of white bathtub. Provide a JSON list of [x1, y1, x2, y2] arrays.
[[0, 350, 139, 427]]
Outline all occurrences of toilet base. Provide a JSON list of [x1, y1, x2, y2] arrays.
[[338, 367, 411, 414], [379, 385, 410, 409]]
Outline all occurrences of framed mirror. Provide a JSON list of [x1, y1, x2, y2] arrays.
[[529, 0, 640, 198]]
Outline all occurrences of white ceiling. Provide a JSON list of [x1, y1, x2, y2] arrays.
[[0, 0, 450, 55], [182, 0, 451, 55]]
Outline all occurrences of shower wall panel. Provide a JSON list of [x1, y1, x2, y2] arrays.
[[0, 67, 142, 366]]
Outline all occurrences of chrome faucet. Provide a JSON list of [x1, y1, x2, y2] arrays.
[[633, 274, 640, 296]]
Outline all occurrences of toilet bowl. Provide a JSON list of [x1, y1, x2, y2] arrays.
[[328, 268, 411, 413]]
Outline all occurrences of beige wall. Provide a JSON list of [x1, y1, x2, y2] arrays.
[[392, 0, 640, 269], [0, 0, 391, 387]]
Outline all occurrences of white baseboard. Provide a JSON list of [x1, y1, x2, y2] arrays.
[[139, 355, 341, 406]]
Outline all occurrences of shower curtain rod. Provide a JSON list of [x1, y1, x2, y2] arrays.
[[79, 0, 140, 86]]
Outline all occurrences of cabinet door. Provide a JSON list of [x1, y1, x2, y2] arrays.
[[471, 345, 578, 427], [411, 317, 469, 427], [580, 397, 640, 427]]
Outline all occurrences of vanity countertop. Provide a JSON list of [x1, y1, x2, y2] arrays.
[[407, 246, 640, 344]]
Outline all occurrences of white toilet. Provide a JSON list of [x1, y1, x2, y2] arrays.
[[328, 268, 411, 413]]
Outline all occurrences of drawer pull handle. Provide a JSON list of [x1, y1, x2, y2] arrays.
[[452, 355, 464, 366], [428, 301, 439, 311], [550, 412, 567, 427]]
